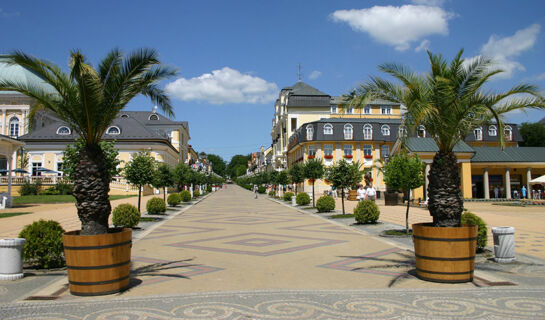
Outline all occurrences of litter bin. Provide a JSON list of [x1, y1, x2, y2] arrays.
[[0, 238, 26, 280], [291, 196, 296, 206], [492, 227, 515, 263]]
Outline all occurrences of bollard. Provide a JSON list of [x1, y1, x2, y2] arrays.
[[492, 226, 515, 263], [291, 196, 296, 206], [0, 238, 26, 280]]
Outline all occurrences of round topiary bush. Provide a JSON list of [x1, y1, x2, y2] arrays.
[[296, 192, 311, 206], [283, 192, 295, 202], [461, 211, 487, 252], [167, 193, 182, 207], [112, 203, 140, 228], [193, 189, 201, 198], [180, 190, 192, 202], [268, 191, 275, 197], [354, 200, 380, 224], [18, 219, 65, 269], [258, 186, 266, 194], [316, 195, 335, 212], [146, 197, 166, 214]]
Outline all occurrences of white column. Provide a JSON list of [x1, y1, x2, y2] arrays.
[[375, 144, 380, 160], [335, 144, 341, 163], [1, 109, 5, 135], [7, 154, 12, 196], [11, 151, 16, 170], [505, 168, 511, 199], [355, 144, 361, 162], [21, 110, 25, 135], [526, 168, 532, 199], [484, 168, 490, 199], [425, 163, 430, 200]]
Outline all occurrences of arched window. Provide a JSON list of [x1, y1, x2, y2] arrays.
[[417, 125, 426, 138], [9, 117, 19, 137], [504, 125, 512, 141], [363, 124, 373, 140], [306, 125, 314, 141], [381, 125, 390, 136], [56, 126, 71, 135], [120, 114, 129, 118], [149, 114, 159, 120], [344, 124, 353, 139], [324, 123, 333, 135], [106, 126, 121, 135], [488, 125, 497, 136], [398, 126, 407, 137], [474, 127, 483, 140]]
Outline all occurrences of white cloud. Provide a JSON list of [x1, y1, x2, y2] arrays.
[[466, 24, 541, 79], [415, 39, 430, 52], [165, 67, 278, 105], [0, 8, 19, 17], [535, 73, 545, 81], [411, 0, 445, 6], [308, 70, 322, 80], [331, 5, 451, 51]]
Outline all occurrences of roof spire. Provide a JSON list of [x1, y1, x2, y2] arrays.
[[297, 63, 302, 82]]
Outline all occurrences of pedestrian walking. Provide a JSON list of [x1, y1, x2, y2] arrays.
[[494, 186, 499, 198], [356, 184, 367, 201], [522, 185, 527, 199], [253, 184, 258, 199], [366, 184, 377, 202]]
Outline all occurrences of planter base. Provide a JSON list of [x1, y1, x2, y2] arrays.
[[0, 272, 24, 280]]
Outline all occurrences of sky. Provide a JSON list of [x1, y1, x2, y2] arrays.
[[2, 0, 545, 162]]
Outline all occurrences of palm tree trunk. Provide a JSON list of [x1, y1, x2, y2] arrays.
[[73, 144, 111, 235], [428, 151, 463, 227]]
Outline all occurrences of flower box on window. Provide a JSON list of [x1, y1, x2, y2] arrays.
[[308, 179, 315, 183], [344, 154, 353, 159], [307, 155, 315, 159], [364, 155, 373, 159], [324, 155, 333, 159]]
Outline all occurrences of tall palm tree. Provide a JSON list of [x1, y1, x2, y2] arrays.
[[0, 49, 176, 234], [338, 89, 372, 118], [360, 49, 544, 227]]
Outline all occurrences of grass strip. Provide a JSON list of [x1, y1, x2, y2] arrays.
[[0, 212, 32, 219], [330, 214, 355, 219], [13, 194, 136, 204]]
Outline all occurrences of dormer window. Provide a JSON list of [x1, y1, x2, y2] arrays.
[[9, 117, 19, 137], [381, 125, 390, 136], [306, 125, 314, 141], [346, 107, 354, 114], [504, 125, 513, 141], [149, 114, 159, 121], [418, 125, 426, 138], [381, 106, 392, 115], [331, 105, 337, 114], [364, 106, 371, 114], [363, 124, 372, 140], [474, 127, 483, 141], [344, 124, 353, 139], [120, 114, 129, 118], [106, 126, 121, 135], [324, 123, 333, 135], [398, 126, 407, 137], [56, 126, 71, 135], [488, 125, 497, 137]]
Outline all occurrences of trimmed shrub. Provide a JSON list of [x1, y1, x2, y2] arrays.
[[257, 186, 266, 194], [316, 195, 335, 212], [146, 197, 166, 214], [180, 190, 192, 202], [55, 182, 73, 195], [167, 193, 182, 207], [112, 203, 140, 228], [19, 179, 43, 196], [283, 192, 295, 202], [18, 219, 65, 269], [268, 191, 275, 197], [462, 211, 488, 252], [296, 192, 311, 206], [207, 185, 212, 192], [354, 200, 380, 224], [193, 189, 201, 198]]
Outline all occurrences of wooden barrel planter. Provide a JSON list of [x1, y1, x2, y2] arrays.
[[347, 190, 358, 201], [412, 223, 477, 283], [63, 228, 132, 296]]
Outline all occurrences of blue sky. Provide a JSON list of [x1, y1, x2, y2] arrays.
[[2, 0, 545, 161]]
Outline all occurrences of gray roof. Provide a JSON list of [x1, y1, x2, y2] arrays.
[[471, 146, 545, 162], [118, 111, 186, 127], [464, 123, 522, 142], [284, 82, 330, 108], [403, 137, 474, 153], [286, 81, 328, 96]]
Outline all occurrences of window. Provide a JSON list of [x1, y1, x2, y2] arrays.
[[381, 125, 390, 136], [363, 145, 372, 159], [344, 124, 353, 139], [291, 118, 297, 132], [474, 127, 483, 140], [346, 107, 354, 114], [331, 105, 337, 114], [488, 125, 497, 137], [308, 145, 316, 156], [9, 117, 19, 137], [364, 106, 371, 114], [324, 144, 333, 156], [398, 126, 407, 137], [324, 124, 333, 135], [56, 162, 64, 176], [120, 114, 129, 118], [418, 125, 426, 138], [344, 144, 353, 156], [32, 162, 42, 176], [504, 125, 513, 141], [149, 114, 159, 120], [363, 124, 373, 140], [106, 126, 120, 135], [381, 106, 392, 115], [381, 145, 390, 160], [306, 125, 314, 141], [56, 126, 71, 135]]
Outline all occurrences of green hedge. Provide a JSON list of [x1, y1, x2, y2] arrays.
[[193, 190, 201, 198], [19, 219, 65, 269], [461, 211, 488, 252], [296, 192, 311, 206], [112, 204, 140, 228], [316, 195, 335, 212], [258, 186, 266, 194], [283, 192, 295, 202], [354, 200, 380, 224]]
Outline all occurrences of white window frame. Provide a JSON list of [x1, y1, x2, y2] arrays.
[[344, 124, 353, 140], [363, 124, 373, 140], [32, 162, 42, 176], [364, 106, 371, 114], [9, 117, 19, 137], [331, 105, 337, 114], [381, 145, 390, 159], [324, 124, 333, 135], [488, 125, 497, 137], [306, 125, 314, 141], [149, 114, 159, 120], [308, 145, 316, 156], [56, 126, 71, 135], [381, 106, 392, 115], [344, 144, 353, 156], [504, 125, 513, 141], [106, 126, 121, 135], [474, 127, 483, 141], [381, 125, 390, 136], [346, 107, 354, 114], [398, 126, 407, 137], [323, 144, 333, 156], [418, 125, 426, 138]]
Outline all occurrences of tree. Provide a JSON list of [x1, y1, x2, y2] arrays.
[[173, 163, 192, 190], [520, 122, 545, 147], [0, 49, 175, 235], [153, 163, 174, 202], [325, 160, 363, 214], [124, 152, 156, 212], [382, 153, 425, 233], [207, 154, 226, 176], [63, 140, 121, 180], [275, 170, 289, 189], [288, 163, 305, 194], [359, 49, 544, 227], [227, 154, 250, 177], [303, 159, 324, 207]]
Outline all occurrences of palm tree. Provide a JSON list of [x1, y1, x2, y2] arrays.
[[0, 49, 176, 234], [338, 89, 373, 118], [360, 49, 544, 227]]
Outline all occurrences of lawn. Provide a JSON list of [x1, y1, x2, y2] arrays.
[[13, 194, 136, 205], [0, 212, 32, 219]]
